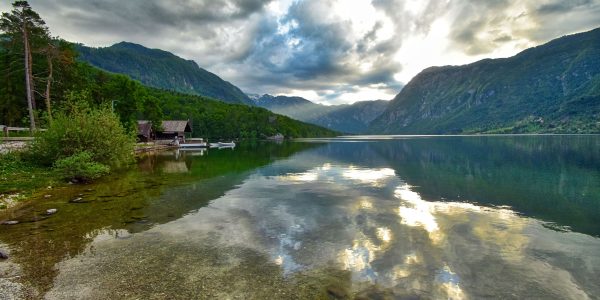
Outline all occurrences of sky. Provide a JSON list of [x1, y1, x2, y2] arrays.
[[2, 0, 599, 105]]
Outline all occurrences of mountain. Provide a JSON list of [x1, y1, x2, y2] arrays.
[[370, 27, 600, 134], [76, 42, 252, 105], [252, 94, 388, 133]]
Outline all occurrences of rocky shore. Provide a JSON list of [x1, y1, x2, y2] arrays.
[[0, 142, 26, 155]]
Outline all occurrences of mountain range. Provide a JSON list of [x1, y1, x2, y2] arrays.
[[250, 94, 388, 133], [77, 27, 600, 134], [76, 42, 252, 105], [77, 42, 389, 133], [370, 27, 600, 134]]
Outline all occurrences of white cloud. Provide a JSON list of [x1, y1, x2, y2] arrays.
[[2, 0, 599, 105]]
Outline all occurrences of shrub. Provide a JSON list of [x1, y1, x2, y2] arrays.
[[28, 98, 135, 169], [53, 151, 110, 182]]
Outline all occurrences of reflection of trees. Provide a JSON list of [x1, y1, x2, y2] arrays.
[[365, 136, 600, 237], [308, 136, 600, 236], [0, 141, 317, 296]]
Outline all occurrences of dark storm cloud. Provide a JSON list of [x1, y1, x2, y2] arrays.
[[445, 0, 600, 55], [228, 0, 404, 101], [536, 0, 593, 15], [16, 0, 273, 64], [2, 0, 599, 104]]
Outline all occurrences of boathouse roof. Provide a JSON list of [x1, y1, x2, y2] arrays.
[[161, 120, 192, 133]]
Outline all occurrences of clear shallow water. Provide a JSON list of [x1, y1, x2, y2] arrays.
[[1, 136, 599, 299]]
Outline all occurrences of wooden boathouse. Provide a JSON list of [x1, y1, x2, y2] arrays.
[[137, 120, 192, 142]]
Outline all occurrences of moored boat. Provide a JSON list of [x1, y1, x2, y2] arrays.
[[179, 142, 207, 148], [218, 141, 235, 148]]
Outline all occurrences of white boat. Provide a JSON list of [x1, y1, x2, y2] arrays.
[[218, 141, 235, 148], [179, 142, 207, 148]]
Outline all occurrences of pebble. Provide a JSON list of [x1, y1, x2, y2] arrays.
[[46, 208, 58, 215], [1, 220, 19, 225], [69, 197, 84, 203]]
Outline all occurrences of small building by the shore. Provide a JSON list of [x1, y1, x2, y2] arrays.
[[137, 121, 154, 142], [137, 120, 192, 142]]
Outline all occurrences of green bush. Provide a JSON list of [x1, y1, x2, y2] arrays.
[[28, 96, 135, 170], [53, 151, 110, 182]]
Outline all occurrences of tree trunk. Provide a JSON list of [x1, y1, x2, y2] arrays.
[[45, 50, 53, 124], [28, 42, 36, 110], [23, 17, 36, 132]]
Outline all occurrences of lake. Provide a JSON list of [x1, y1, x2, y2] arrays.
[[1, 135, 599, 299]]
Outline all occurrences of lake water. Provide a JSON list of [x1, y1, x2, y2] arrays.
[[1, 135, 599, 299]]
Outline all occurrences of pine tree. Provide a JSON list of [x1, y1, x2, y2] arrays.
[[0, 1, 50, 130]]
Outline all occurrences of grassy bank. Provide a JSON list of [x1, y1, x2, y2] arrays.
[[0, 152, 61, 209]]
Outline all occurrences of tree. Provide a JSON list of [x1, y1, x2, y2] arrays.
[[39, 39, 77, 124], [0, 1, 50, 130]]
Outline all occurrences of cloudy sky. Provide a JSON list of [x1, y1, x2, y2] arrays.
[[2, 0, 599, 104]]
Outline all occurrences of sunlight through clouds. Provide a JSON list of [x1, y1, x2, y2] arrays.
[[2, 0, 598, 104]]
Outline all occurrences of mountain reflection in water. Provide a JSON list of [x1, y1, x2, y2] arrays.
[[1, 136, 599, 299]]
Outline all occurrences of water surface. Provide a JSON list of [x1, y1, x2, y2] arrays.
[[1, 136, 599, 299]]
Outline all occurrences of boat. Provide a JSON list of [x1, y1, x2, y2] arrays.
[[218, 141, 235, 148], [209, 143, 220, 148], [179, 142, 207, 148]]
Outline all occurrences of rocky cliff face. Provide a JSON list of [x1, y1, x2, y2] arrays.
[[369, 27, 600, 134]]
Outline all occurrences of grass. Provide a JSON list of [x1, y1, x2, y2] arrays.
[[0, 151, 61, 202]]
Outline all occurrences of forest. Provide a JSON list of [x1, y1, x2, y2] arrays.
[[0, 1, 337, 139]]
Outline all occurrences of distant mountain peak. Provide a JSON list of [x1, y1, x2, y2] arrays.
[[252, 94, 388, 134], [76, 42, 252, 105], [369, 27, 600, 134]]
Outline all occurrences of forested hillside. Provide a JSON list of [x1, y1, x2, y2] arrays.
[[76, 42, 252, 105], [369, 27, 600, 134], [0, 8, 337, 139]]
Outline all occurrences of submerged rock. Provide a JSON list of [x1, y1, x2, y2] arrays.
[[44, 194, 52, 199], [0, 250, 7, 259], [327, 286, 349, 299], [1, 220, 19, 225], [46, 208, 58, 215], [69, 197, 85, 203], [26, 216, 47, 223]]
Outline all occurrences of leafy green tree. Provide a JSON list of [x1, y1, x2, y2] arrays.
[[28, 94, 135, 170], [142, 94, 164, 132]]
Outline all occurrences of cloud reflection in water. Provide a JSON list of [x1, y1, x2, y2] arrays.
[[45, 156, 600, 299]]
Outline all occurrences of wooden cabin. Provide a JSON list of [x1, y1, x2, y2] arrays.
[[137, 120, 154, 142], [137, 120, 192, 142], [156, 120, 192, 142]]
